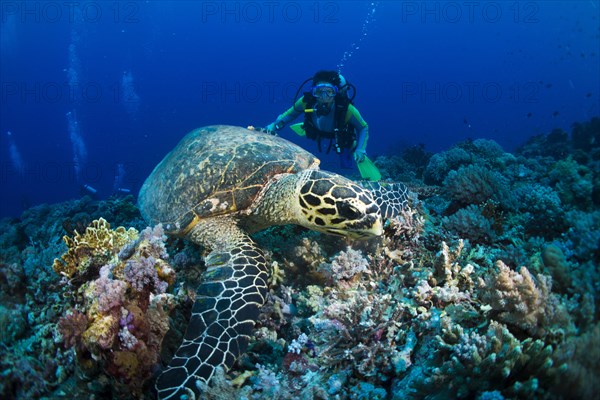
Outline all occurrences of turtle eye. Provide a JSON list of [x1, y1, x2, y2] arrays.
[[337, 201, 362, 220]]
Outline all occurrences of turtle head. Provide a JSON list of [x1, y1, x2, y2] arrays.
[[295, 170, 383, 239]]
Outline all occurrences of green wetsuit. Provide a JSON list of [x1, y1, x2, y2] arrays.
[[273, 97, 369, 152]]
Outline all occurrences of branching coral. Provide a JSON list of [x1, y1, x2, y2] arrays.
[[301, 282, 411, 385], [563, 209, 600, 263], [383, 205, 425, 261], [513, 183, 567, 237], [423, 147, 472, 185], [430, 240, 474, 304], [57, 310, 88, 349], [291, 238, 327, 268], [321, 247, 370, 282], [433, 319, 560, 398], [540, 244, 572, 292], [477, 260, 572, 338], [423, 139, 514, 186]]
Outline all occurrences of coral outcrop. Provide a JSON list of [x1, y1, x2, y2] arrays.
[[55, 221, 178, 397]]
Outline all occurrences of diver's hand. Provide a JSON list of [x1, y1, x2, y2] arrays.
[[265, 122, 278, 133], [354, 149, 367, 163]]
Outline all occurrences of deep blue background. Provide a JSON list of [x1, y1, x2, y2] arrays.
[[1, 1, 599, 218]]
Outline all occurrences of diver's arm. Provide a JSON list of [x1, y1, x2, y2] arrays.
[[347, 104, 369, 152], [268, 97, 306, 131]]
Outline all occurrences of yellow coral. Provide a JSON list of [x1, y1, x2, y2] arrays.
[[53, 218, 138, 279], [297, 285, 324, 313], [155, 259, 176, 286], [82, 281, 101, 320], [268, 260, 286, 287], [82, 314, 119, 352], [111, 351, 140, 382]]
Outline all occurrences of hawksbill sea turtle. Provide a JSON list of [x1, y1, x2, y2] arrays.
[[138, 125, 411, 399]]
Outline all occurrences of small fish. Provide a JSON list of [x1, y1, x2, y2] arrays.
[[526, 112, 533, 118], [552, 111, 560, 117], [545, 83, 553, 88], [586, 92, 593, 98]]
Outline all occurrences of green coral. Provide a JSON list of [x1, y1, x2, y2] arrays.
[[552, 322, 600, 398], [549, 157, 594, 209]]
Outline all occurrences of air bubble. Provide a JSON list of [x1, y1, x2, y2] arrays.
[[337, 2, 379, 72]]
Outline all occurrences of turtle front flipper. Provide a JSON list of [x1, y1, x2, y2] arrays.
[[155, 222, 269, 400]]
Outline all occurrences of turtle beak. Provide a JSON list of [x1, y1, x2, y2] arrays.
[[371, 217, 384, 236], [365, 216, 383, 237]]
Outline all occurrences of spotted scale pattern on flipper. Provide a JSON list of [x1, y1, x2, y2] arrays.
[[155, 236, 268, 400]]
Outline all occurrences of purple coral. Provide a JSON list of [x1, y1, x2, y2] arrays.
[[139, 224, 169, 259], [119, 308, 135, 331], [124, 256, 167, 293], [95, 265, 128, 313]]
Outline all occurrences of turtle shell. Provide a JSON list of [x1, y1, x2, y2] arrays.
[[138, 125, 319, 235]]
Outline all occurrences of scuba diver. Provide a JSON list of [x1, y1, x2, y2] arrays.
[[264, 70, 381, 180]]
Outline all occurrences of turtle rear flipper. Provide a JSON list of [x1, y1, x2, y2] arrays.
[[361, 181, 412, 220], [155, 224, 269, 400]]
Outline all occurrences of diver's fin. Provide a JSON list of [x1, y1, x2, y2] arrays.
[[357, 156, 382, 181], [289, 123, 307, 137]]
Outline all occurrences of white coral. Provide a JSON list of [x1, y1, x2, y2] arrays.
[[327, 247, 370, 281], [288, 333, 309, 354]]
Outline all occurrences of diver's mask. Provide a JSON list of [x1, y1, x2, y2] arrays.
[[312, 83, 337, 116], [312, 83, 338, 100]]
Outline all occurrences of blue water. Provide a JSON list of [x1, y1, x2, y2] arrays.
[[1, 1, 599, 219]]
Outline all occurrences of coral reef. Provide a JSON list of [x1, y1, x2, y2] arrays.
[[1, 118, 599, 399], [552, 322, 600, 398]]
